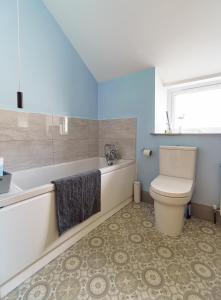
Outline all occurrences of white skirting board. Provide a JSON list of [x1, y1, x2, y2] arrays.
[[0, 197, 132, 298]]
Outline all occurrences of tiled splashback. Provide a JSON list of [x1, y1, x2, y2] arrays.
[[99, 119, 136, 160], [0, 110, 53, 171], [52, 116, 99, 164], [0, 109, 136, 171]]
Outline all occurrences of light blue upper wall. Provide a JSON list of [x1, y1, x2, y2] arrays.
[[0, 0, 98, 119], [98, 68, 157, 193], [98, 68, 221, 206]]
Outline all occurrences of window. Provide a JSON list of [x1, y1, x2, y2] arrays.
[[167, 81, 221, 133]]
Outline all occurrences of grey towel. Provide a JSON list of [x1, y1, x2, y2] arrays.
[[52, 169, 101, 235]]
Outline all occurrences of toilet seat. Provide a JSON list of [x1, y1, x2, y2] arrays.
[[149, 175, 194, 236], [149, 146, 197, 237], [150, 175, 193, 198]]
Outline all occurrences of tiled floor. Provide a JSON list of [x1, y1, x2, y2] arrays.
[[4, 202, 221, 300]]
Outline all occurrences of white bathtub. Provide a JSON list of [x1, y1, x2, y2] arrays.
[[0, 157, 136, 297]]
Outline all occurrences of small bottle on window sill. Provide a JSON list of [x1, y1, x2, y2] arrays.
[[164, 129, 172, 134]]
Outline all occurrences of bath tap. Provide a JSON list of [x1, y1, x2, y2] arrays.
[[104, 144, 120, 166]]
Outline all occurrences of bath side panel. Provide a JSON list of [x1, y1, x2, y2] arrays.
[[101, 164, 136, 213], [0, 192, 57, 285], [0, 160, 136, 287]]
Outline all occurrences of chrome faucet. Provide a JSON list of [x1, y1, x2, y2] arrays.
[[104, 144, 120, 166]]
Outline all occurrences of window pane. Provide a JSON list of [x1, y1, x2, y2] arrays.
[[173, 86, 221, 133]]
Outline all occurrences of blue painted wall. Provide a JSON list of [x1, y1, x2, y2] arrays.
[[0, 0, 98, 119], [98, 68, 221, 206], [98, 68, 157, 196]]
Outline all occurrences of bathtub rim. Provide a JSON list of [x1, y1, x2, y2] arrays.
[[0, 157, 136, 209]]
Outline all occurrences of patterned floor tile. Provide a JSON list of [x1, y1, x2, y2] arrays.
[[4, 202, 221, 300]]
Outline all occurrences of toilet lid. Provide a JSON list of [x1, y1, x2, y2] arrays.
[[150, 175, 193, 198]]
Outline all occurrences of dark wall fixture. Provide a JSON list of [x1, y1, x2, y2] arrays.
[[16, 0, 23, 109], [17, 91, 23, 109]]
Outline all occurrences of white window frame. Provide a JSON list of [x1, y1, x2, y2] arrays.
[[167, 80, 221, 133]]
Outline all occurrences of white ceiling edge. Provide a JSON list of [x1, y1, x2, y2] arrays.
[[164, 72, 221, 87], [43, 0, 221, 84]]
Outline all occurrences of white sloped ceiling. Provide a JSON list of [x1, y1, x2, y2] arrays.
[[43, 0, 221, 83]]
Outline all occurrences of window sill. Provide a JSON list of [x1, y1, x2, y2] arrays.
[[151, 132, 221, 136]]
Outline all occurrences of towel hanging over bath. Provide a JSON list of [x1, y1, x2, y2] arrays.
[[52, 169, 101, 235]]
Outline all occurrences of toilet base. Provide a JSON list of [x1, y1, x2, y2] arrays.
[[154, 201, 185, 237]]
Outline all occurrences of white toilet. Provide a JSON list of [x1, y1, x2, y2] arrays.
[[150, 146, 197, 237]]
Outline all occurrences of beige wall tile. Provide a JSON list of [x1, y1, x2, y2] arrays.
[[0, 109, 137, 171], [0, 140, 53, 172], [98, 118, 137, 160], [98, 138, 136, 160], [99, 118, 136, 140], [88, 139, 99, 157], [88, 120, 99, 139], [52, 115, 88, 140], [0, 109, 53, 141], [53, 139, 89, 164]]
